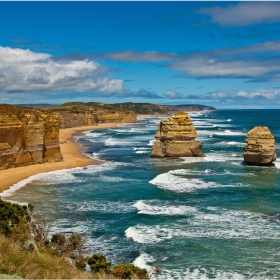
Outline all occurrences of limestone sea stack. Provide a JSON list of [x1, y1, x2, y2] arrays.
[[151, 112, 204, 158], [243, 126, 277, 166]]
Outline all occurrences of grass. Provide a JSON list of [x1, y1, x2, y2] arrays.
[[0, 234, 145, 279], [0, 234, 93, 279]]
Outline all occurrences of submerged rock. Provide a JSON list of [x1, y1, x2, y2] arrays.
[[243, 126, 277, 166], [151, 112, 204, 158]]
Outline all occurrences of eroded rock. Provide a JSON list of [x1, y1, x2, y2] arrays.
[[243, 126, 277, 166], [0, 105, 63, 170], [151, 112, 204, 158]]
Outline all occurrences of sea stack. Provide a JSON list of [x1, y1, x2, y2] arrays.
[[151, 112, 204, 158], [243, 126, 277, 166]]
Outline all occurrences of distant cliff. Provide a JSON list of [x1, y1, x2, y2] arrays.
[[41, 102, 137, 129], [0, 105, 63, 170], [110, 102, 216, 115]]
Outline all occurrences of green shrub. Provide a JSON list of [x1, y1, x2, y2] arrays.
[[0, 199, 30, 239], [87, 254, 111, 273], [111, 263, 148, 279]]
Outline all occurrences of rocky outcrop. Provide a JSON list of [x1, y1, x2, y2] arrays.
[[56, 111, 97, 129], [56, 111, 137, 128], [96, 111, 137, 124], [151, 112, 204, 158], [41, 105, 137, 129], [0, 105, 63, 170], [243, 126, 277, 166]]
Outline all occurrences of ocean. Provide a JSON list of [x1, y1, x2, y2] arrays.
[[2, 109, 280, 279]]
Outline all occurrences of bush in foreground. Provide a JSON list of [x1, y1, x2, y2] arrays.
[[88, 254, 112, 273], [111, 263, 148, 279], [0, 199, 153, 279]]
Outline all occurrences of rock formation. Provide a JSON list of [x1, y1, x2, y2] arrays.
[[56, 110, 137, 129], [95, 111, 137, 124], [243, 126, 277, 166], [150, 112, 204, 158], [56, 111, 97, 129], [0, 105, 63, 170]]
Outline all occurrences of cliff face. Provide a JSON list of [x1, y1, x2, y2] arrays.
[[96, 111, 137, 124], [243, 126, 277, 166], [56, 111, 97, 129], [0, 105, 63, 170], [151, 112, 204, 158], [56, 111, 137, 128], [47, 105, 137, 129]]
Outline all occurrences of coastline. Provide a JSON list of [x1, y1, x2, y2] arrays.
[[0, 122, 135, 194]]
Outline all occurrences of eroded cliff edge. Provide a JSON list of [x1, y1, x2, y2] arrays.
[[0, 105, 63, 170], [42, 102, 137, 129]]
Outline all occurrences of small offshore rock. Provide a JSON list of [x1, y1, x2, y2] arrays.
[[243, 126, 277, 166], [151, 112, 204, 158]]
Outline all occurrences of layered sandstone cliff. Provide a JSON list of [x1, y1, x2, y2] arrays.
[[243, 126, 277, 166], [43, 104, 137, 129], [56, 111, 97, 129], [151, 112, 204, 158], [0, 105, 63, 170], [96, 111, 137, 124]]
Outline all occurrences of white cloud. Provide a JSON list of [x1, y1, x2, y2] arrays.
[[162, 88, 280, 107], [198, 2, 280, 26], [171, 57, 274, 79], [96, 40, 280, 81], [0, 46, 124, 94], [163, 89, 185, 99], [202, 89, 280, 102]]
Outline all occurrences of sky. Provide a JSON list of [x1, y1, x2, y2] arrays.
[[1, 1, 280, 108]]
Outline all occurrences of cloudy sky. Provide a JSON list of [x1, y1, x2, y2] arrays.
[[1, 1, 280, 108]]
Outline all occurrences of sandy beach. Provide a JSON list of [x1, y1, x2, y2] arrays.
[[0, 122, 134, 194]]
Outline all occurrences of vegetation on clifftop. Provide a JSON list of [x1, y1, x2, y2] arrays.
[[0, 199, 150, 279]]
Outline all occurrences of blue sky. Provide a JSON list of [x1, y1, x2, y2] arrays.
[[1, 1, 280, 108]]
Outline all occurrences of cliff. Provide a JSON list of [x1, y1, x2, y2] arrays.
[[41, 103, 137, 129], [0, 105, 63, 170], [111, 102, 216, 115], [151, 112, 204, 158], [243, 126, 277, 166]]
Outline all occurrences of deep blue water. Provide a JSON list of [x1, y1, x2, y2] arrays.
[[3, 109, 280, 279]]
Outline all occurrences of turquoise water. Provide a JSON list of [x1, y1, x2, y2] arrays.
[[2, 110, 280, 279]]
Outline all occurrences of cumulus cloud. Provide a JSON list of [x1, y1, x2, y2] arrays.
[[198, 2, 280, 26], [0, 46, 124, 94], [163, 89, 186, 99]]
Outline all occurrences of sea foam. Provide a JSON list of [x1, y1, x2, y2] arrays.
[[149, 172, 218, 193], [133, 200, 197, 216]]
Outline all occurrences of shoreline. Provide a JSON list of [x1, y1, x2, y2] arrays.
[[0, 122, 136, 195]]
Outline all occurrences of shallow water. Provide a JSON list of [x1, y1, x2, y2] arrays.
[[3, 109, 280, 279]]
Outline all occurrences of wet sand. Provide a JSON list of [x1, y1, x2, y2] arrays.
[[0, 123, 133, 194]]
